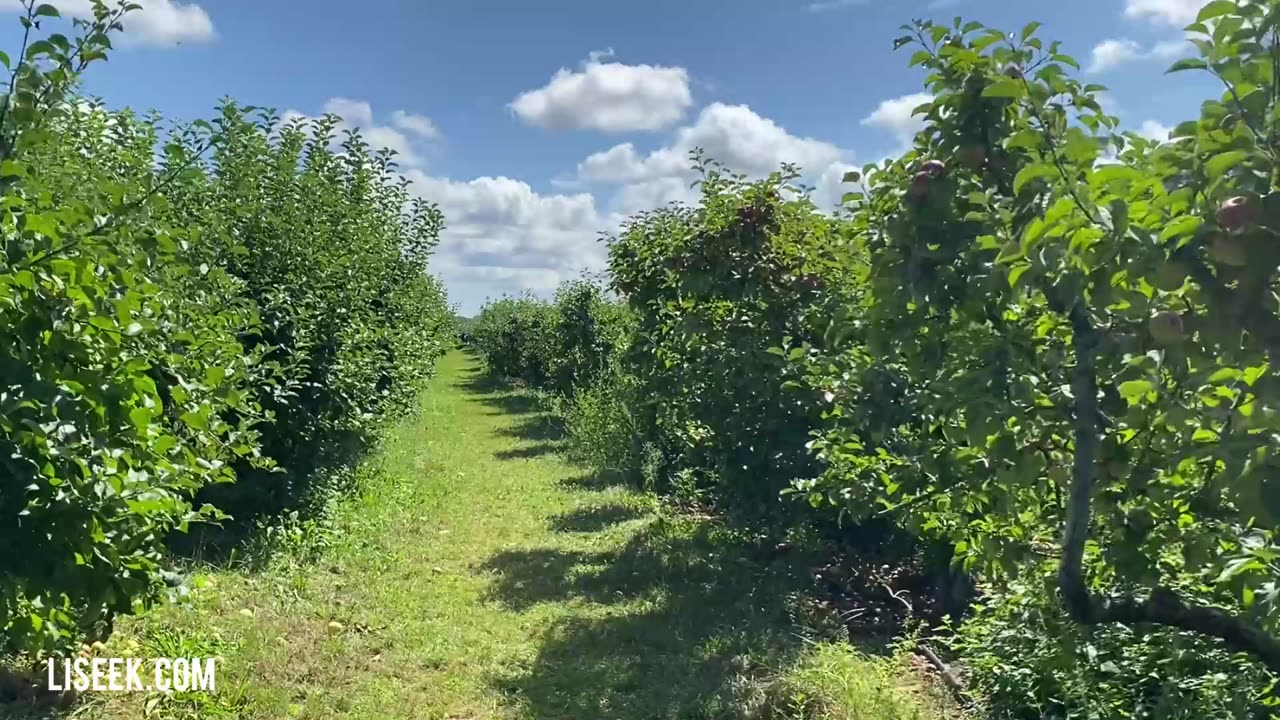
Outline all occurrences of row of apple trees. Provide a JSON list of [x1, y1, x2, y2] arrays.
[[785, 3, 1280, 715], [0, 1, 452, 657], [599, 5, 1280, 717]]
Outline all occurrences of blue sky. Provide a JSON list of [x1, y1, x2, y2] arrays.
[[2, 0, 1219, 313]]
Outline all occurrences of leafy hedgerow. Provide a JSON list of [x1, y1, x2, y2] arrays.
[[0, 0, 450, 657], [607, 154, 862, 508], [791, 5, 1280, 711], [481, 2, 1280, 714]]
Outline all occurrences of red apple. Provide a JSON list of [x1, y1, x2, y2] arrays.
[[1219, 196, 1257, 232], [1149, 311, 1185, 345], [908, 171, 932, 199]]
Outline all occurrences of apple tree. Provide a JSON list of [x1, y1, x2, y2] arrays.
[[795, 0, 1280, 674]]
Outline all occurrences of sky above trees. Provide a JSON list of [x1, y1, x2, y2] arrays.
[[0, 0, 1219, 312]]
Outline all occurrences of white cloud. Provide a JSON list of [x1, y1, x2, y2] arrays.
[[510, 58, 692, 132], [0, 0, 214, 45], [405, 170, 610, 313], [574, 102, 848, 215], [579, 103, 843, 189], [1089, 39, 1144, 72], [1088, 37, 1191, 72], [1137, 120, 1173, 141], [861, 92, 933, 150], [284, 98, 438, 168], [322, 97, 374, 128], [812, 161, 860, 211], [1124, 0, 1207, 26], [677, 103, 844, 176], [392, 111, 441, 140], [576, 142, 686, 184], [423, 102, 855, 310]]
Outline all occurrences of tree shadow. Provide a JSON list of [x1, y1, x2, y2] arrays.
[[549, 504, 643, 533], [480, 522, 820, 719], [559, 472, 630, 493], [495, 443, 563, 461], [497, 414, 565, 443]]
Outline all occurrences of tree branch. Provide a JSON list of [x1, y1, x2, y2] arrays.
[[1057, 302, 1280, 674]]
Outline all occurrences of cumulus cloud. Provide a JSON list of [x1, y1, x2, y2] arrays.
[[510, 57, 693, 132], [420, 102, 858, 310], [1124, 0, 1208, 26], [573, 102, 849, 215], [1089, 37, 1190, 72], [580, 103, 843, 185], [392, 111, 441, 140], [0, 0, 214, 45], [860, 92, 933, 152], [1137, 119, 1173, 141], [283, 98, 440, 168], [405, 170, 610, 313], [1089, 39, 1144, 72], [323, 97, 374, 128]]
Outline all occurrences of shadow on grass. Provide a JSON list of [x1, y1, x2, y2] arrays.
[[549, 503, 643, 533], [495, 443, 563, 461], [455, 366, 567, 445], [497, 414, 565, 443], [481, 521, 819, 719], [559, 472, 630, 493]]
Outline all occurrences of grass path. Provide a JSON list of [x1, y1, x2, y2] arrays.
[[74, 351, 944, 720]]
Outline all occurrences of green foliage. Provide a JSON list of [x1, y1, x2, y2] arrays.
[[607, 155, 862, 507], [789, 3, 1280, 708], [471, 279, 632, 396], [953, 567, 1270, 719], [0, 0, 450, 657], [549, 279, 633, 396], [186, 102, 452, 519], [560, 369, 643, 476]]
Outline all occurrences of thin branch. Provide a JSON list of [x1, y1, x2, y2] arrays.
[[0, 0, 35, 160]]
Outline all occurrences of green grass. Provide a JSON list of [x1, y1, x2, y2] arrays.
[[21, 351, 952, 720]]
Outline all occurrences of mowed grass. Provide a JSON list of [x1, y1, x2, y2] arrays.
[[30, 351, 951, 720]]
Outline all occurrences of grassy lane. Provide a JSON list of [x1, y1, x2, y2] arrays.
[[59, 351, 947, 720]]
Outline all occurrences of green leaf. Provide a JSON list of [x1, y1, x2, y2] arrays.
[[124, 322, 144, 337], [1205, 150, 1248, 179], [33, 3, 60, 17], [1020, 21, 1041, 41], [1160, 215, 1203, 241], [1007, 262, 1030, 288], [1119, 379, 1155, 403], [1196, 0, 1237, 22], [982, 79, 1025, 98], [1013, 163, 1056, 194], [841, 170, 861, 184], [1207, 368, 1242, 384], [1167, 58, 1209, 73]]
